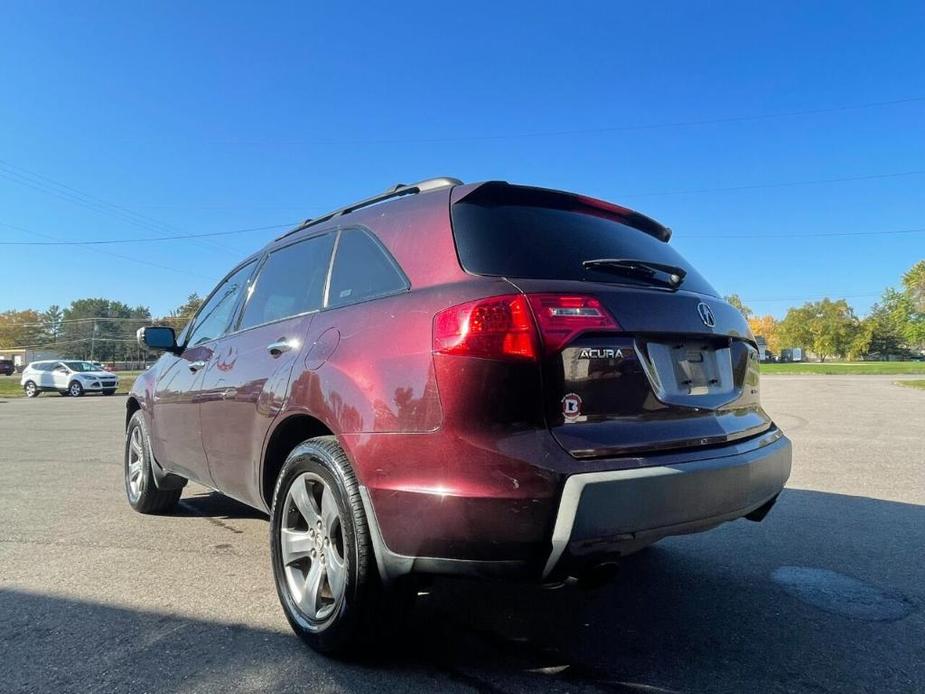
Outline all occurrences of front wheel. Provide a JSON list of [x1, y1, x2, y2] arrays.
[[270, 436, 410, 655], [124, 411, 182, 514], [68, 381, 84, 397], [23, 381, 40, 397]]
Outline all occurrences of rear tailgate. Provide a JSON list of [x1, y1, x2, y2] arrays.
[[513, 280, 768, 458], [451, 181, 771, 459]]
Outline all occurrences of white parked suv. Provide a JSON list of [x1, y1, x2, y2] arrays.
[[20, 360, 119, 397]]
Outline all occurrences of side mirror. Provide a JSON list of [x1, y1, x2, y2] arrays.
[[137, 326, 180, 354]]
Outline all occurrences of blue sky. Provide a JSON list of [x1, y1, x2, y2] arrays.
[[1, 1, 923, 319]]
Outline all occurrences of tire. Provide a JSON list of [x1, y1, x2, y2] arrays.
[[124, 411, 182, 514], [270, 436, 412, 655], [68, 381, 84, 397], [23, 381, 40, 398]]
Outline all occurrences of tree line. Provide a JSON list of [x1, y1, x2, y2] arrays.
[[2, 259, 923, 364], [0, 294, 203, 362], [726, 260, 924, 362]]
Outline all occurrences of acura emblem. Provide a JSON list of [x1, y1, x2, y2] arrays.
[[697, 302, 716, 328]]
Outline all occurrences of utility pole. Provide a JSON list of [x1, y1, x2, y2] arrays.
[[90, 322, 98, 361]]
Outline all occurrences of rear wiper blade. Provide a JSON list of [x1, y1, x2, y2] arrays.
[[582, 258, 686, 287]]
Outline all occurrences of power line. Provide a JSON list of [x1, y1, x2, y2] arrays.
[[0, 167, 205, 243], [0, 221, 296, 246], [0, 168, 169, 235], [681, 226, 925, 239], [5, 337, 141, 350], [743, 293, 881, 303], [5, 220, 919, 247], [620, 169, 925, 198], [0, 159, 241, 256], [0, 220, 214, 280], [202, 95, 925, 145], [1, 315, 196, 329], [55, 316, 191, 323], [3, 208, 925, 250], [5, 318, 150, 326]]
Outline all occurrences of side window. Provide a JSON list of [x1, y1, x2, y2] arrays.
[[239, 232, 336, 330], [327, 228, 407, 308], [185, 261, 257, 346]]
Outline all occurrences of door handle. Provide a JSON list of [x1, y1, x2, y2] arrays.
[[267, 339, 293, 357], [188, 360, 207, 372]]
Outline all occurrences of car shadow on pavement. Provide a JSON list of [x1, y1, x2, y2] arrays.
[[172, 490, 267, 521], [399, 488, 923, 692], [2, 489, 921, 693]]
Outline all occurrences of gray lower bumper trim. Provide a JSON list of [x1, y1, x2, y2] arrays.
[[543, 436, 792, 577]]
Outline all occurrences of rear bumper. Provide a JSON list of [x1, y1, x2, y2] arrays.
[[543, 434, 791, 577], [351, 427, 791, 583]]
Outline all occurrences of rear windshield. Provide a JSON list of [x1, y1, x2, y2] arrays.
[[452, 189, 717, 296]]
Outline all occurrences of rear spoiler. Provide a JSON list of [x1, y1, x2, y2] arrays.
[[454, 181, 672, 242]]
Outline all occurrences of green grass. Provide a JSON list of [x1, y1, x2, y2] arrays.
[[760, 361, 925, 375], [4, 365, 923, 396], [0, 372, 140, 398]]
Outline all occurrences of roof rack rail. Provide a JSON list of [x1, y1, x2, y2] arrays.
[[276, 176, 463, 241]]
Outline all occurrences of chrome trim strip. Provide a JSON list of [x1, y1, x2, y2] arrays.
[[322, 229, 342, 308]]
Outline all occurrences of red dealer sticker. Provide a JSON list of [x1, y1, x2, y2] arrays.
[[561, 393, 582, 421]]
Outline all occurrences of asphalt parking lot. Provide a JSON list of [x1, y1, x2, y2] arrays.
[[1, 376, 922, 693]]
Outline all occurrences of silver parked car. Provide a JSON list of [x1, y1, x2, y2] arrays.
[[20, 360, 119, 397]]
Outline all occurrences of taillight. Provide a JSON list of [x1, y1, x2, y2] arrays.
[[433, 294, 538, 361], [526, 294, 620, 355], [433, 293, 619, 361]]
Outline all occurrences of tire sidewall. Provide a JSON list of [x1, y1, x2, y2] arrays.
[[270, 441, 366, 653], [124, 411, 150, 507], [23, 381, 38, 397], [69, 381, 84, 397]]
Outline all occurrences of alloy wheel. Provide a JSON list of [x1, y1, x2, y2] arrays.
[[24, 382, 36, 397], [69, 382, 82, 397], [280, 472, 347, 621], [126, 425, 144, 501]]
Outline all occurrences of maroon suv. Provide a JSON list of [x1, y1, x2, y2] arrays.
[[128, 178, 791, 654]]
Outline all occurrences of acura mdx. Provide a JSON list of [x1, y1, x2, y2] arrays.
[[127, 178, 791, 654]]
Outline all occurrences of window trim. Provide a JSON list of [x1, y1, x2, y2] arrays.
[[180, 257, 260, 349], [181, 225, 412, 346], [321, 228, 342, 308], [231, 229, 338, 335]]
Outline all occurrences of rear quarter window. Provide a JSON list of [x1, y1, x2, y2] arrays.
[[327, 228, 408, 308], [452, 189, 717, 296]]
